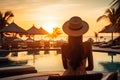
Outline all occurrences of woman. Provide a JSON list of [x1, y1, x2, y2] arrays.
[[61, 16, 93, 75]]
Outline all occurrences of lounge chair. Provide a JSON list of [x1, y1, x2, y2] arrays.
[[111, 45, 120, 49], [99, 40, 114, 48], [99, 36, 120, 48], [102, 72, 118, 80], [48, 73, 103, 80]]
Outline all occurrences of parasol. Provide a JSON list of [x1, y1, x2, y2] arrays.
[[26, 25, 48, 40], [27, 25, 41, 35], [39, 27, 48, 35], [0, 22, 26, 34], [99, 24, 115, 40]]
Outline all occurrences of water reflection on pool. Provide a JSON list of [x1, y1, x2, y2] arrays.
[[7, 51, 120, 73]]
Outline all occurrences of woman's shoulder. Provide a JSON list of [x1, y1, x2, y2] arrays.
[[83, 41, 92, 46], [83, 41, 92, 49]]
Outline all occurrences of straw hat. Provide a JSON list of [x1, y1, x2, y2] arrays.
[[62, 16, 89, 37]]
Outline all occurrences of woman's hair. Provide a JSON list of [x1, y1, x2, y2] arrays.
[[68, 36, 84, 70]]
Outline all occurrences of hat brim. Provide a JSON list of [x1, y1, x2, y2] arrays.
[[62, 20, 89, 37]]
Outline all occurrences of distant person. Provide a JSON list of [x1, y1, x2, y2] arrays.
[[61, 16, 93, 75]]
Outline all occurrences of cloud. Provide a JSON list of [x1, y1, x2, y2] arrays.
[[0, 0, 61, 10]]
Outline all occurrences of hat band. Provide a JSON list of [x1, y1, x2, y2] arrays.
[[69, 26, 83, 30]]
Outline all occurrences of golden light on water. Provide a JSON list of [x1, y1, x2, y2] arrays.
[[7, 51, 120, 72]]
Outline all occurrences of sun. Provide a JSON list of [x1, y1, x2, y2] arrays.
[[42, 22, 57, 34]]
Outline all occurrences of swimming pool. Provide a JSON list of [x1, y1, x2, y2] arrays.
[[6, 50, 120, 73]]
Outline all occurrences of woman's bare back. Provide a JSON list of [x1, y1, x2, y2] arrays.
[[62, 41, 93, 75]]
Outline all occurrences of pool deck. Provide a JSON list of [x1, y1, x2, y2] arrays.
[[92, 46, 120, 54], [0, 70, 119, 80], [0, 65, 37, 78], [0, 46, 120, 54]]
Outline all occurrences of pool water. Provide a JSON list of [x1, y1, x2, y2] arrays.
[[5, 51, 120, 73]]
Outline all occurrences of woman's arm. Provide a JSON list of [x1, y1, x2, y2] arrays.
[[61, 44, 68, 69], [86, 42, 94, 70]]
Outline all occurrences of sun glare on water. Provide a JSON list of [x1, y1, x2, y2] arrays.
[[42, 22, 57, 34]]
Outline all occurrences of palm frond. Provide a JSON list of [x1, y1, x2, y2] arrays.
[[109, 0, 117, 8], [105, 9, 111, 14], [4, 11, 11, 17], [109, 0, 120, 9], [0, 11, 3, 21], [97, 15, 108, 22], [3, 11, 14, 20], [116, 6, 120, 17], [0, 11, 3, 29], [111, 8, 115, 14], [105, 8, 115, 15], [116, 17, 120, 23]]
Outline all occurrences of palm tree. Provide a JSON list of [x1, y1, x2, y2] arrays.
[[0, 11, 14, 47], [46, 27, 62, 47], [97, 8, 117, 26], [110, 0, 120, 32], [97, 8, 117, 40], [97, 8, 118, 38], [47, 27, 62, 39], [94, 32, 98, 42], [97, 0, 120, 22], [97, 0, 120, 40]]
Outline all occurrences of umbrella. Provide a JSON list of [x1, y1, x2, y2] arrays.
[[26, 25, 48, 40], [27, 25, 42, 35], [99, 24, 115, 40], [99, 25, 115, 33], [26, 25, 48, 64], [39, 27, 48, 35], [0, 22, 26, 34], [38, 27, 48, 40]]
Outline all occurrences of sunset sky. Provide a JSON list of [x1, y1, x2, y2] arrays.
[[0, 0, 112, 36]]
